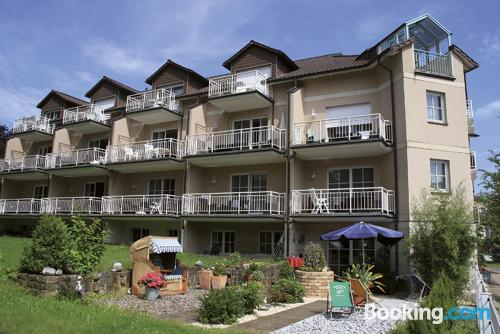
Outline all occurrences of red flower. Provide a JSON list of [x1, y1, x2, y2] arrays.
[[138, 272, 165, 288]]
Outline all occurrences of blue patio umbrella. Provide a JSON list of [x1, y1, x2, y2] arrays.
[[320, 221, 404, 264]]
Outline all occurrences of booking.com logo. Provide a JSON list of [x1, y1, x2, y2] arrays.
[[365, 304, 491, 324]]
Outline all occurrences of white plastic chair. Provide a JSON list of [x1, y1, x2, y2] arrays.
[[359, 130, 371, 140], [124, 147, 137, 160], [150, 201, 162, 214], [311, 189, 329, 214]]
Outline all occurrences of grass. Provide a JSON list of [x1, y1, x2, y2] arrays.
[[0, 279, 248, 334], [0, 236, 281, 273], [487, 262, 500, 270]]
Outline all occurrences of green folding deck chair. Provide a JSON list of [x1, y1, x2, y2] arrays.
[[326, 280, 355, 317]]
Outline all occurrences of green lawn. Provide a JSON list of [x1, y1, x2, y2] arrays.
[[487, 262, 500, 270], [0, 279, 248, 334], [0, 236, 280, 273]]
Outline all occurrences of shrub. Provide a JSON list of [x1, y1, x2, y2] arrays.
[[407, 186, 476, 296], [343, 263, 385, 292], [67, 217, 108, 275], [225, 252, 242, 267], [212, 262, 226, 276], [251, 270, 265, 282], [278, 261, 294, 279], [237, 281, 264, 314], [268, 278, 305, 304], [19, 215, 73, 273], [198, 286, 245, 324], [302, 242, 326, 271]]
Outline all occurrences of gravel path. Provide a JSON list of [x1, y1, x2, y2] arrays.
[[95, 289, 208, 319]]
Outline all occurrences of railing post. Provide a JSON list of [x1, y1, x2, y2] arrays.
[[16, 199, 19, 214], [349, 188, 353, 213], [208, 195, 211, 215]]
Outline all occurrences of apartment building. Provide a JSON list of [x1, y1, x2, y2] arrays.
[[0, 14, 478, 274]]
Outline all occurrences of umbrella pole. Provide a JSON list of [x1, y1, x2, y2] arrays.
[[362, 238, 365, 265]]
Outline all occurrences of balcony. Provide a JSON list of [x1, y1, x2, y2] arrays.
[[12, 116, 54, 141], [63, 105, 111, 133], [40, 197, 102, 215], [105, 138, 182, 172], [291, 187, 395, 218], [291, 114, 392, 159], [470, 151, 477, 170], [0, 198, 41, 215], [208, 71, 272, 112], [0, 155, 47, 180], [102, 195, 181, 216], [466, 100, 476, 135], [184, 126, 286, 167], [125, 89, 180, 124], [414, 50, 452, 77], [182, 191, 285, 217], [45, 148, 107, 177]]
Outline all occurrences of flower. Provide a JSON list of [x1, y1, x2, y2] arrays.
[[138, 272, 165, 289]]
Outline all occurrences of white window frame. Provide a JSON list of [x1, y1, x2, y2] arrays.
[[210, 230, 235, 254], [236, 63, 273, 79], [327, 167, 375, 189], [157, 82, 185, 96], [147, 177, 175, 195], [151, 128, 178, 141], [230, 172, 267, 192], [132, 228, 149, 241], [83, 182, 97, 197], [258, 231, 283, 254], [430, 159, 450, 192], [38, 145, 52, 156], [232, 117, 268, 130], [43, 107, 61, 120], [426, 91, 446, 124], [328, 239, 376, 273], [88, 138, 108, 149], [33, 184, 48, 199], [93, 95, 116, 112]]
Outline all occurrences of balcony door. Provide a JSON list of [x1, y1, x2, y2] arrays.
[[328, 168, 374, 212], [148, 178, 175, 196], [89, 138, 108, 150], [233, 118, 268, 149], [33, 185, 48, 199], [328, 238, 376, 274], [231, 173, 267, 212], [325, 103, 372, 141], [83, 182, 105, 197], [152, 129, 178, 153], [211, 231, 235, 255]]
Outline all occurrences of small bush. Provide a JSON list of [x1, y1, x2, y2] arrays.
[[268, 278, 305, 304], [225, 252, 242, 267], [237, 281, 264, 314], [278, 261, 294, 279], [19, 215, 73, 273], [302, 242, 326, 271], [198, 286, 245, 324], [212, 262, 226, 276]]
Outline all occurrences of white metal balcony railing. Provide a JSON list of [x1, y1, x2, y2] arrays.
[[63, 105, 110, 125], [12, 116, 53, 135], [470, 151, 477, 170], [46, 148, 106, 168], [0, 198, 41, 215], [102, 195, 181, 215], [292, 114, 392, 146], [414, 50, 452, 77], [40, 197, 102, 214], [466, 100, 474, 119], [185, 126, 286, 155], [291, 187, 395, 215], [126, 89, 179, 114], [106, 138, 181, 163], [475, 267, 500, 334], [183, 191, 285, 215], [0, 155, 46, 173], [209, 70, 268, 98]]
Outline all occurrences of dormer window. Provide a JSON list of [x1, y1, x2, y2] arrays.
[[94, 97, 116, 112], [237, 65, 272, 79], [158, 83, 185, 96], [44, 109, 61, 120]]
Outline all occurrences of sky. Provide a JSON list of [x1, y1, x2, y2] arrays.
[[0, 0, 498, 190]]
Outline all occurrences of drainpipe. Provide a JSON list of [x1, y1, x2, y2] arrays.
[[285, 79, 298, 257], [378, 59, 400, 275]]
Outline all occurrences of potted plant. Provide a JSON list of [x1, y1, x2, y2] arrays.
[[245, 263, 259, 281], [198, 267, 213, 290], [211, 262, 227, 289], [138, 272, 165, 301], [343, 263, 385, 292]]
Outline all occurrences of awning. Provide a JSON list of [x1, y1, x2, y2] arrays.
[[150, 238, 183, 254]]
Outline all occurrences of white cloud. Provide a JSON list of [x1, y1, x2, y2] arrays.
[[477, 100, 500, 119], [479, 33, 500, 64], [355, 15, 398, 44], [0, 86, 46, 125], [82, 39, 155, 74]]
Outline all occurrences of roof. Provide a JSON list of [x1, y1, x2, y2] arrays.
[[145, 59, 208, 85], [85, 75, 139, 98], [36, 90, 88, 109], [222, 40, 298, 71], [450, 45, 479, 72]]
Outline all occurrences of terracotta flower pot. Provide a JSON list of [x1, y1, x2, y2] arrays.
[[199, 270, 213, 290], [211, 275, 227, 289]]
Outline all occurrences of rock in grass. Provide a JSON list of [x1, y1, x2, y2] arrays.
[[55, 269, 63, 276], [195, 261, 203, 267], [113, 262, 123, 272], [42, 267, 56, 276]]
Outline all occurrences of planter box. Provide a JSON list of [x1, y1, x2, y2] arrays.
[[295, 270, 334, 297]]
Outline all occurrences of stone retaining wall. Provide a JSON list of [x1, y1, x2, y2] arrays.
[[295, 270, 334, 297], [19, 271, 130, 297]]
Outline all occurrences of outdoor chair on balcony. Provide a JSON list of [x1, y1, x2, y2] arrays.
[[124, 147, 138, 161], [150, 200, 162, 215], [311, 189, 329, 214]]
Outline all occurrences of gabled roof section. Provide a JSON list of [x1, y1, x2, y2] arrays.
[[450, 45, 479, 72], [145, 59, 208, 85], [222, 40, 298, 70], [85, 75, 139, 98], [36, 90, 88, 109]]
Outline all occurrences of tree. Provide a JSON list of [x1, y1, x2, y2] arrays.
[[407, 186, 476, 296], [479, 150, 500, 262], [0, 124, 9, 159]]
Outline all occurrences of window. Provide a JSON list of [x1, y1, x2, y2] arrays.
[[237, 65, 272, 79], [157, 83, 185, 96], [132, 228, 149, 242], [168, 229, 179, 237], [33, 185, 48, 199], [426, 92, 446, 123], [328, 168, 374, 189], [152, 129, 178, 141], [38, 146, 52, 155], [328, 239, 375, 274], [94, 97, 116, 112], [231, 173, 267, 192], [83, 182, 105, 197], [430, 159, 449, 191], [148, 178, 175, 195], [259, 231, 283, 254], [88, 138, 108, 149], [44, 109, 61, 120], [211, 231, 235, 254]]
